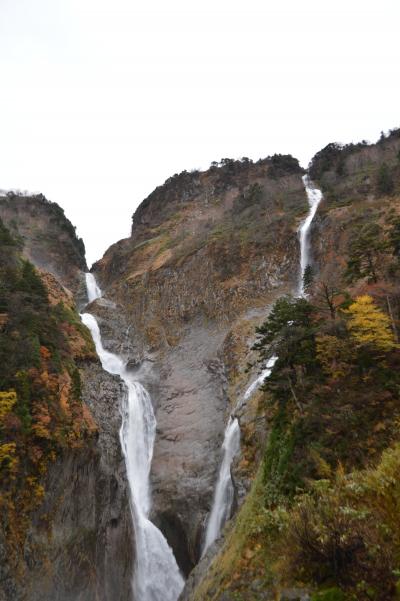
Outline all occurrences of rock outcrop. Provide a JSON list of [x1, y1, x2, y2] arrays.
[[92, 157, 308, 574], [0, 192, 87, 294], [0, 197, 134, 600]]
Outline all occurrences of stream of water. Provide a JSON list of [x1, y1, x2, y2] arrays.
[[81, 278, 184, 601], [298, 175, 323, 297], [81, 173, 323, 587], [202, 174, 323, 554]]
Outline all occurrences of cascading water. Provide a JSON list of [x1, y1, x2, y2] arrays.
[[243, 356, 278, 402], [202, 356, 278, 556], [81, 277, 184, 601], [298, 174, 323, 296], [202, 174, 322, 555], [202, 417, 240, 555], [85, 272, 102, 303]]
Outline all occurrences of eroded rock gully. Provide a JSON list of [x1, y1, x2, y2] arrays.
[[0, 159, 307, 599], [90, 163, 306, 578]]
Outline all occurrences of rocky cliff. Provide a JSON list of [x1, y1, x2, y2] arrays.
[[92, 156, 308, 574], [2, 131, 400, 601], [0, 198, 134, 600], [0, 192, 86, 294], [183, 130, 400, 601]]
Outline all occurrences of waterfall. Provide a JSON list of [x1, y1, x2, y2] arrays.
[[202, 174, 322, 555], [81, 277, 184, 601], [202, 355, 277, 556], [85, 272, 102, 303], [202, 417, 240, 555], [243, 356, 278, 401], [298, 174, 323, 296]]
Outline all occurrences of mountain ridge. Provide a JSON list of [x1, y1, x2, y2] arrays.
[[1, 128, 400, 600]]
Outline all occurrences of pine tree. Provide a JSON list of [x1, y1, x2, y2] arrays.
[[377, 163, 394, 195], [345, 223, 387, 283], [389, 217, 400, 258]]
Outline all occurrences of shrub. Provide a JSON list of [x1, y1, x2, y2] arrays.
[[282, 448, 400, 600], [376, 163, 394, 195], [311, 588, 346, 601], [268, 154, 303, 178]]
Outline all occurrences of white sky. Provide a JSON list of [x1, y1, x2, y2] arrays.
[[0, 0, 399, 266]]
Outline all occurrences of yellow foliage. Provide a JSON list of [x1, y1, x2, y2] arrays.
[[0, 390, 17, 425], [26, 476, 45, 503], [345, 295, 397, 353], [316, 334, 352, 379], [0, 442, 19, 474]]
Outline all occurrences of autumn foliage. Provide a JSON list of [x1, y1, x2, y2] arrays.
[[252, 286, 400, 598], [0, 218, 96, 548]]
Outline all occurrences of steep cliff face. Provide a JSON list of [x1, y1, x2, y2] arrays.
[[16, 361, 134, 601], [185, 132, 400, 601], [6, 132, 399, 600], [0, 204, 134, 600], [310, 129, 400, 287], [0, 192, 86, 294], [92, 157, 308, 574]]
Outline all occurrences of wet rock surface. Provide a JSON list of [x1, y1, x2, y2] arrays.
[[0, 360, 134, 601], [150, 322, 229, 574]]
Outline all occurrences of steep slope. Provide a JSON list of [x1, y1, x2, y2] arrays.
[[92, 155, 308, 574], [3, 130, 399, 601], [0, 192, 86, 294], [0, 207, 134, 600], [186, 130, 400, 601]]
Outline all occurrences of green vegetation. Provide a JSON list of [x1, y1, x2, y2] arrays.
[[268, 154, 304, 179], [344, 223, 387, 283], [308, 131, 400, 212], [241, 271, 400, 597], [203, 205, 400, 598], [309, 141, 369, 181], [0, 217, 95, 549], [377, 163, 395, 195], [344, 214, 400, 284]]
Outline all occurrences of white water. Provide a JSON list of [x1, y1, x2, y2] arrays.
[[243, 356, 278, 401], [85, 272, 102, 303], [202, 355, 278, 555], [298, 174, 323, 296], [202, 416, 240, 555], [202, 175, 322, 554], [81, 278, 184, 601]]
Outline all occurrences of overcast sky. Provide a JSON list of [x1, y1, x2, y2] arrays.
[[0, 0, 399, 265]]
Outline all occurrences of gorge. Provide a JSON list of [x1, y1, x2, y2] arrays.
[[1, 129, 400, 601], [81, 285, 184, 601]]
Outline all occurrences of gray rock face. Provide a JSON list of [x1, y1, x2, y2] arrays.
[[0, 194, 87, 293], [0, 360, 134, 601], [85, 299, 231, 577], [150, 322, 229, 575]]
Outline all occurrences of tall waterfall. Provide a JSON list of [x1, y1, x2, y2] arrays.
[[202, 356, 277, 556], [202, 174, 322, 555], [298, 175, 323, 296], [202, 417, 240, 555], [81, 278, 184, 601]]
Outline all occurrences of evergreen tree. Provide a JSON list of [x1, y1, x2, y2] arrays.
[[376, 163, 394, 195], [389, 217, 400, 258], [345, 223, 387, 283]]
